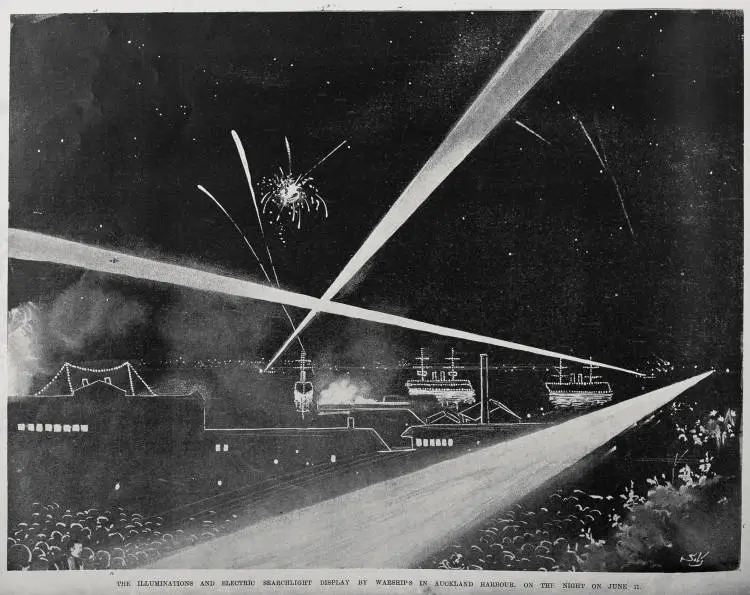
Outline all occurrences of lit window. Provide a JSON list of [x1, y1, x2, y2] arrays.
[[223, 444, 228, 452], [63, 425, 71, 432], [45, 424, 52, 432], [448, 438, 454, 447], [442, 439, 447, 447], [429, 438, 435, 447], [17, 423, 25, 431], [330, 454, 336, 463], [215, 444, 220, 452], [36, 424, 43, 432], [72, 424, 80, 432], [415, 438, 422, 447], [81, 425, 88, 432], [53, 424, 62, 433]]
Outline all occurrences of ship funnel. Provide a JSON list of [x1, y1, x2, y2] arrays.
[[480, 354, 489, 425]]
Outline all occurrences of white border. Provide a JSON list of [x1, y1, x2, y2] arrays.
[[0, 4, 746, 594]]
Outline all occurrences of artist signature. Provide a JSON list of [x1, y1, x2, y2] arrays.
[[680, 551, 709, 567]]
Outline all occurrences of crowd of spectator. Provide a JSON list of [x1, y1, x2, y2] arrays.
[[433, 489, 613, 572], [433, 399, 741, 573], [8, 502, 238, 570]]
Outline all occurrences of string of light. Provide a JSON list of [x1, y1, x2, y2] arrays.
[[33, 361, 155, 396]]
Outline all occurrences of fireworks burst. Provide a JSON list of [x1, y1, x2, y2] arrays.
[[260, 137, 346, 229], [260, 171, 326, 228]]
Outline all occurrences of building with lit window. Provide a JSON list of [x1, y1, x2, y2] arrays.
[[8, 362, 397, 519]]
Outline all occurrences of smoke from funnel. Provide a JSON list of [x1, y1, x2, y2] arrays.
[[317, 376, 378, 405]]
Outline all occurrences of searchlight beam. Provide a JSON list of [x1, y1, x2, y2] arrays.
[[10, 229, 642, 376], [149, 371, 713, 569], [263, 10, 602, 371]]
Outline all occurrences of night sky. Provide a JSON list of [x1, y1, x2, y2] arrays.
[[8, 11, 744, 375]]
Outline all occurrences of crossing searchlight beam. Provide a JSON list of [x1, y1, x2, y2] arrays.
[[9, 229, 643, 377], [263, 10, 602, 371]]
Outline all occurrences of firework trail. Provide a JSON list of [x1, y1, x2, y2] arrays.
[[575, 117, 607, 170], [231, 130, 280, 286], [575, 115, 636, 241], [8, 228, 645, 376], [514, 119, 551, 145], [197, 183, 303, 348], [301, 139, 348, 179], [197, 184, 270, 282], [594, 116, 610, 167], [230, 130, 303, 346], [593, 121, 637, 241], [606, 165, 635, 241], [263, 10, 602, 371]]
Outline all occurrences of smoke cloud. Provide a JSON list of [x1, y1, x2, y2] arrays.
[[7, 262, 301, 426], [155, 289, 299, 425], [7, 302, 45, 395], [7, 274, 151, 395], [317, 376, 378, 406], [47, 279, 150, 352], [157, 289, 278, 363]]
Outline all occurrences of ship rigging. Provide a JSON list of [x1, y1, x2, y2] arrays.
[[545, 359, 613, 409], [405, 348, 476, 409], [293, 348, 314, 418]]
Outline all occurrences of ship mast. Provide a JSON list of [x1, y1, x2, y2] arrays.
[[294, 348, 313, 419], [555, 359, 566, 383], [416, 348, 429, 379], [298, 348, 311, 381], [446, 348, 460, 381]]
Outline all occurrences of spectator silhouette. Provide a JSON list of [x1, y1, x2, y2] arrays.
[[81, 546, 95, 567], [93, 550, 111, 570], [11, 500, 252, 570], [51, 540, 85, 570], [29, 558, 49, 571], [8, 544, 32, 570], [110, 557, 127, 569]]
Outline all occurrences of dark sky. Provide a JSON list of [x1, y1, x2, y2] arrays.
[[8, 10, 743, 373]]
